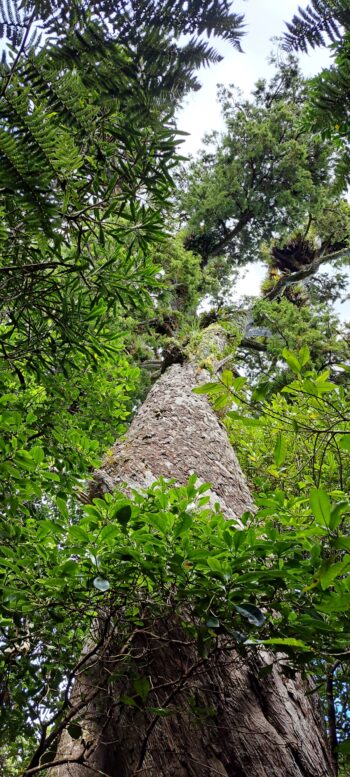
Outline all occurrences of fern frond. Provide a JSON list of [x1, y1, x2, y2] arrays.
[[283, 0, 350, 53]]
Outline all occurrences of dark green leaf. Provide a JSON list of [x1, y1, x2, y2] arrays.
[[234, 603, 265, 627], [68, 723, 83, 740]]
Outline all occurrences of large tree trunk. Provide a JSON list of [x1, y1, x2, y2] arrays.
[[52, 361, 334, 777]]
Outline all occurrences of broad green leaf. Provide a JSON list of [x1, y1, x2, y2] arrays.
[[174, 513, 193, 537], [68, 723, 82, 740], [69, 525, 90, 543], [282, 349, 301, 373], [309, 488, 331, 527], [30, 446, 45, 464], [14, 450, 36, 471], [83, 505, 103, 523], [319, 557, 350, 590], [113, 505, 132, 528], [338, 435, 350, 451], [228, 411, 261, 427], [317, 593, 350, 613], [232, 376, 247, 391], [221, 370, 233, 387], [207, 557, 223, 573], [193, 383, 222, 395], [197, 482, 212, 494], [56, 497, 69, 520], [333, 535, 350, 551], [234, 604, 265, 626], [58, 560, 79, 577], [100, 524, 121, 542]]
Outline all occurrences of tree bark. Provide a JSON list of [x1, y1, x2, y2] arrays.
[[51, 361, 334, 777]]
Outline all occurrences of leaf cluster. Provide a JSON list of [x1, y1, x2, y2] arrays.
[[3, 467, 350, 770]]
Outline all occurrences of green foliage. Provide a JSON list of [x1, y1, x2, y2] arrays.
[[240, 297, 350, 396], [0, 1, 245, 96], [0, 0, 246, 374], [0, 32, 178, 370], [284, 1, 350, 159], [283, 1, 348, 53], [195, 342, 350, 769], [2, 467, 350, 769], [178, 55, 342, 278], [1, 2, 350, 772]]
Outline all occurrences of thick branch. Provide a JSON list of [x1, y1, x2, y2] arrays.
[[265, 247, 350, 301], [239, 337, 267, 352]]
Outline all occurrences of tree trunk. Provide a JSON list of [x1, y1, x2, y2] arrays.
[[52, 361, 334, 777]]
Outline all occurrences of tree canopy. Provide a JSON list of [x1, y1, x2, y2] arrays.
[[178, 55, 347, 282]]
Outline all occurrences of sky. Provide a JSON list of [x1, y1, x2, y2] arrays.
[[178, 0, 330, 154], [176, 0, 350, 316]]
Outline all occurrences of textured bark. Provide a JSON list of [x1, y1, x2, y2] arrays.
[[93, 363, 253, 522], [52, 362, 334, 777]]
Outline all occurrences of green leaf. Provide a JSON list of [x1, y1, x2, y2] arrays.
[[309, 488, 331, 527], [174, 513, 192, 537], [333, 535, 350, 551], [329, 501, 348, 530], [227, 411, 261, 427], [58, 560, 79, 577], [133, 676, 150, 702], [207, 557, 223, 573], [193, 383, 222, 395], [282, 349, 301, 373], [260, 638, 310, 650], [298, 345, 310, 367], [113, 505, 132, 529], [317, 594, 350, 613], [83, 505, 102, 523], [56, 497, 69, 520], [30, 446, 45, 464], [120, 695, 139, 708], [319, 557, 350, 590], [338, 435, 350, 451], [234, 603, 265, 627], [68, 723, 83, 740], [100, 524, 121, 542], [274, 433, 287, 467], [93, 577, 110, 592], [206, 615, 220, 629], [69, 525, 90, 542], [14, 450, 36, 471]]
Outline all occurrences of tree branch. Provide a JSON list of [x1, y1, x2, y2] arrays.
[[265, 247, 350, 301]]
